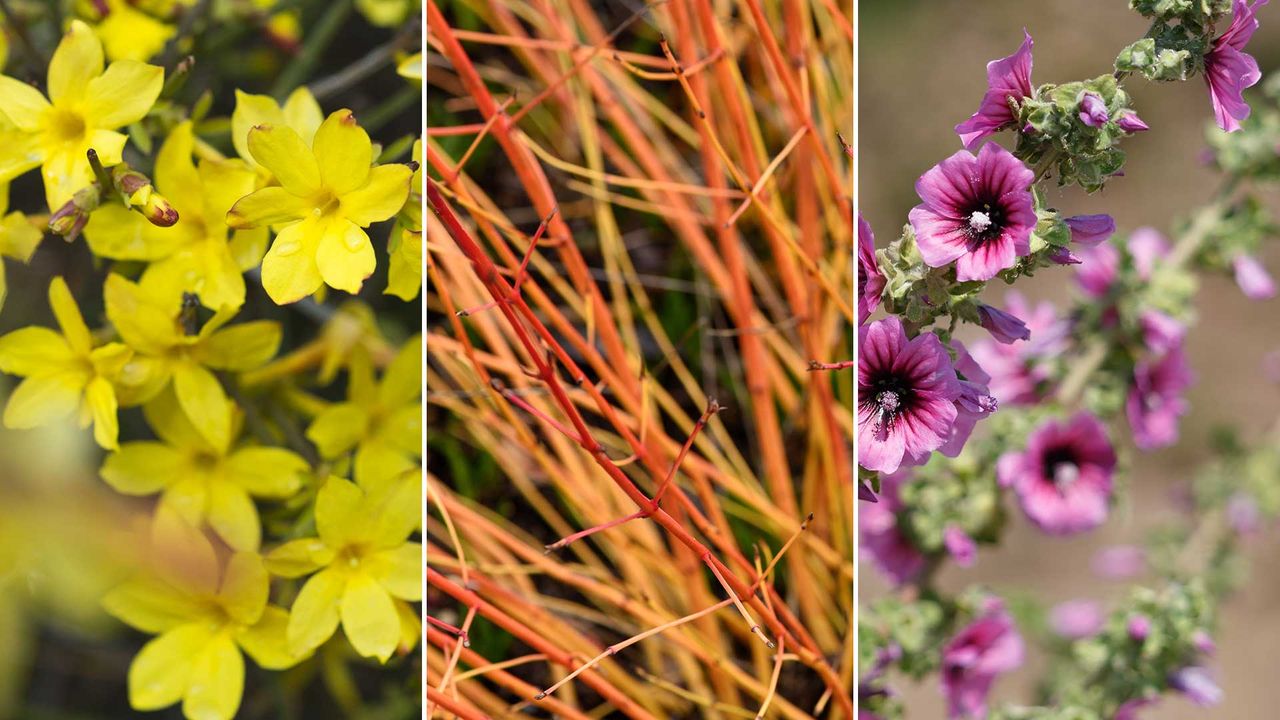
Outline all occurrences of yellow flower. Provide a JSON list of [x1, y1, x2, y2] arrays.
[[0, 20, 163, 208], [227, 109, 412, 304], [396, 52, 422, 82], [0, 277, 131, 449], [104, 273, 281, 450], [101, 388, 308, 551], [90, 0, 176, 62], [265, 475, 420, 662], [230, 87, 322, 186], [306, 336, 420, 490], [385, 138, 421, 301], [85, 122, 267, 310], [356, 0, 413, 26], [104, 508, 305, 720], [0, 184, 43, 312]]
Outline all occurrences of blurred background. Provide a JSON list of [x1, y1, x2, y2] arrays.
[[861, 0, 1280, 717]]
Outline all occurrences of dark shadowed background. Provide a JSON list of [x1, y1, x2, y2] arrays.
[[861, 0, 1280, 717]]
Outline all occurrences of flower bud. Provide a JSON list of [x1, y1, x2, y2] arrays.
[[110, 164, 178, 227], [1116, 110, 1150, 133], [141, 192, 179, 227], [1078, 92, 1109, 127], [48, 184, 101, 242], [1063, 214, 1116, 246], [1232, 253, 1276, 300], [943, 525, 976, 567], [977, 303, 1031, 344], [1127, 613, 1151, 641], [1169, 667, 1223, 707]]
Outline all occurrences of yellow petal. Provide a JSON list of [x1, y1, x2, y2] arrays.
[[198, 156, 256, 224], [259, 217, 323, 305], [366, 472, 421, 548], [172, 361, 232, 451], [95, 2, 175, 63], [0, 326, 75, 375], [128, 623, 209, 711], [315, 220, 374, 295], [237, 606, 303, 670], [160, 477, 209, 531], [103, 579, 206, 634], [197, 321, 281, 371], [246, 124, 320, 196], [0, 76, 50, 132], [312, 109, 371, 195], [84, 59, 164, 129], [229, 227, 268, 272], [231, 91, 285, 166], [218, 552, 268, 625], [141, 243, 247, 312], [380, 335, 422, 406], [0, 128, 43, 182], [104, 273, 181, 355], [141, 385, 212, 451], [385, 228, 421, 301], [48, 276, 92, 355], [340, 573, 399, 662], [305, 403, 367, 459], [151, 121, 201, 219], [84, 203, 184, 261], [282, 87, 323, 144], [354, 441, 415, 492], [338, 164, 412, 226], [182, 632, 244, 720], [101, 441, 182, 495], [365, 543, 421, 601], [286, 569, 343, 655], [3, 371, 83, 428], [48, 21, 105, 106], [89, 341, 133, 377], [0, 210, 42, 262], [85, 375, 120, 450], [225, 186, 311, 229], [394, 599, 421, 655], [315, 476, 364, 546], [264, 538, 333, 578], [207, 482, 261, 552], [224, 447, 307, 497], [151, 504, 219, 595]]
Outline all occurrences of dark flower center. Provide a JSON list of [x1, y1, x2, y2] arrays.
[[1042, 446, 1080, 489], [964, 199, 1006, 245], [863, 375, 913, 436]]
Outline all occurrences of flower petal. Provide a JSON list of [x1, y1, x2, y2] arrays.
[[315, 476, 363, 546], [197, 321, 282, 371], [48, 21, 105, 106], [207, 482, 261, 551], [85, 375, 120, 450], [0, 76, 51, 132], [283, 87, 323, 143], [246, 124, 320, 196], [287, 569, 344, 655], [219, 552, 269, 625], [172, 361, 232, 451], [0, 326, 75, 375], [264, 538, 333, 578], [84, 59, 164, 129], [306, 403, 368, 458], [103, 579, 207, 634], [340, 573, 400, 662], [101, 442, 182, 495], [128, 623, 210, 711], [4, 372, 83, 429], [315, 219, 374, 294], [224, 447, 307, 497], [225, 186, 312, 229], [365, 543, 422, 601], [237, 606, 304, 669], [339, 164, 412, 226], [182, 631, 244, 720], [48, 276, 92, 355], [259, 218, 324, 305], [313, 109, 372, 194]]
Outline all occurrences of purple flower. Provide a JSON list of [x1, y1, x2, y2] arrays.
[[1115, 696, 1159, 720], [859, 214, 887, 324], [1092, 545, 1147, 579], [1128, 227, 1170, 281], [977, 303, 1031, 344], [1204, 0, 1269, 132], [944, 525, 977, 567], [1232, 253, 1276, 299], [941, 600, 1024, 719], [998, 412, 1117, 535], [1126, 347, 1194, 450], [1049, 600, 1103, 639], [1116, 111, 1150, 133], [1127, 614, 1152, 641], [1170, 667, 1224, 707], [939, 341, 998, 458], [858, 318, 963, 473], [1139, 309, 1186, 354], [955, 30, 1034, 149], [1193, 630, 1218, 656], [1049, 247, 1082, 265], [860, 472, 926, 586], [1075, 244, 1120, 298], [909, 144, 1037, 282], [970, 292, 1068, 405], [1063, 214, 1116, 247], [1078, 92, 1109, 127]]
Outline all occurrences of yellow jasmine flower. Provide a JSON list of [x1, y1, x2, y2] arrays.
[[265, 474, 420, 662], [0, 277, 131, 449], [0, 185, 44, 311], [90, 0, 176, 62], [101, 389, 309, 551], [227, 109, 413, 304], [230, 87, 322, 186], [103, 273, 281, 451], [385, 138, 421, 301], [85, 122, 267, 310], [104, 508, 304, 720], [0, 20, 163, 208], [396, 52, 423, 82], [306, 336, 420, 490]]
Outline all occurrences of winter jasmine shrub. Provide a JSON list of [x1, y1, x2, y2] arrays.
[[0, 3, 422, 719], [860, 1, 1280, 718]]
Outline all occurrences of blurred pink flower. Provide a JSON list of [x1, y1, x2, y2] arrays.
[[955, 30, 1034, 149], [999, 412, 1117, 535]]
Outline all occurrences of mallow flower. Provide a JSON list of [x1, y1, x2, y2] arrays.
[[860, 471, 926, 585], [1078, 92, 1109, 127], [941, 599, 1024, 719], [976, 303, 1031, 344], [998, 412, 1117, 535], [858, 213, 885, 324], [858, 317, 961, 474], [909, 143, 1036, 282], [954, 30, 1034, 149], [1204, 0, 1269, 132], [227, 109, 414, 304], [0, 20, 163, 208], [1126, 346, 1194, 450], [940, 341, 997, 457], [1231, 253, 1276, 299], [1063, 214, 1116, 247], [970, 292, 1068, 405]]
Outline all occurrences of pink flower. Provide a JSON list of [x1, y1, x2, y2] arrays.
[[1078, 92, 1109, 127], [1127, 614, 1152, 641], [1126, 346, 1194, 450], [1128, 227, 1170, 281], [1170, 667, 1223, 706], [1049, 600, 1103, 639], [1063, 214, 1116, 247], [1116, 111, 1150, 133], [1075, 244, 1120, 298], [998, 412, 1117, 535], [1115, 696, 1159, 720], [858, 317, 962, 474], [1204, 0, 1269, 132], [970, 292, 1068, 405], [941, 599, 1024, 719], [939, 341, 998, 458], [1232, 253, 1276, 299], [859, 214, 887, 324], [860, 472, 926, 585], [1092, 545, 1147, 579], [955, 30, 1034, 149], [1138, 309, 1186, 354], [909, 143, 1037, 282], [944, 525, 977, 567]]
